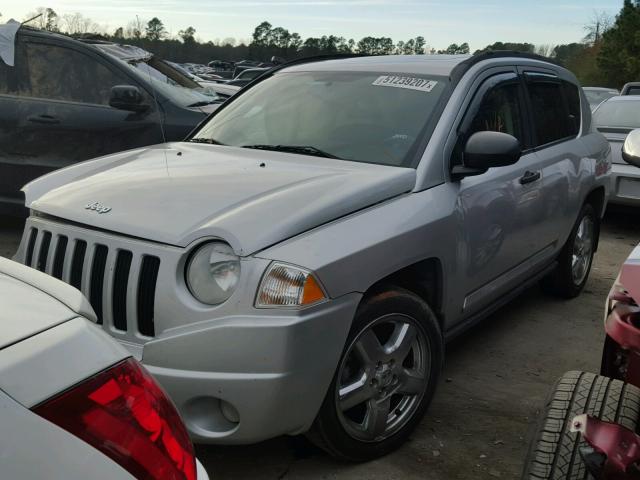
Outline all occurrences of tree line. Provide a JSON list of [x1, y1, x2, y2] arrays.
[[12, 1, 640, 88]]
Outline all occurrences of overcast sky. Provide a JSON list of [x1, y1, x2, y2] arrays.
[[1, 0, 623, 50]]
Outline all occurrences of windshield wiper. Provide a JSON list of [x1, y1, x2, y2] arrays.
[[242, 144, 342, 159], [188, 138, 226, 145], [187, 100, 219, 107]]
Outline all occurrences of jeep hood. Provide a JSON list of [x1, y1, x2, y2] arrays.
[[24, 143, 416, 255]]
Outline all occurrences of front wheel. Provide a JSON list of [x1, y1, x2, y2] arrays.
[[307, 287, 444, 461], [541, 203, 598, 298]]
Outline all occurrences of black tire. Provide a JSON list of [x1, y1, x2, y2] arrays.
[[307, 287, 444, 462], [522, 371, 640, 479], [541, 204, 599, 298]]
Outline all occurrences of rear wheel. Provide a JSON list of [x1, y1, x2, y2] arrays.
[[541, 204, 598, 298], [522, 371, 640, 479], [307, 287, 444, 461]]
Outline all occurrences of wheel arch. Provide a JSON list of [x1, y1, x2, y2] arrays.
[[362, 257, 445, 328]]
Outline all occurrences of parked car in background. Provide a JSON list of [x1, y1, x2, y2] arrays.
[[621, 81, 640, 95], [207, 60, 234, 78], [88, 41, 227, 107], [226, 67, 270, 87], [167, 61, 240, 100], [0, 27, 219, 215], [0, 257, 208, 480], [583, 86, 618, 110], [593, 96, 640, 206], [16, 53, 610, 461]]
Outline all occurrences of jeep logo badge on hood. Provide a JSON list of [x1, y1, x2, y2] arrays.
[[85, 202, 111, 214]]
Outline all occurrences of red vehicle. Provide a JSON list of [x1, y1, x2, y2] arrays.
[[523, 245, 640, 479]]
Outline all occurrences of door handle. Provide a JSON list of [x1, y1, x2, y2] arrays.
[[519, 170, 541, 185], [27, 114, 60, 125]]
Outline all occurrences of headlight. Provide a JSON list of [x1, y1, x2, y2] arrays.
[[256, 262, 327, 308], [186, 241, 240, 305]]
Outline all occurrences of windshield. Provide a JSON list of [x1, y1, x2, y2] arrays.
[[593, 100, 640, 128], [192, 71, 448, 167], [584, 89, 618, 108], [130, 57, 219, 107]]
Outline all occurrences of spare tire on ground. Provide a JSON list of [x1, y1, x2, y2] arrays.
[[522, 371, 640, 479]]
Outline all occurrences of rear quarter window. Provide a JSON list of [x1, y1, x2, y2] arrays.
[[526, 73, 580, 147]]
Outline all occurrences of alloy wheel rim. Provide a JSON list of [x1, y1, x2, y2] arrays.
[[571, 215, 594, 286], [335, 314, 430, 443]]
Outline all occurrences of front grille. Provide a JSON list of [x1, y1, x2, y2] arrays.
[[24, 227, 160, 338]]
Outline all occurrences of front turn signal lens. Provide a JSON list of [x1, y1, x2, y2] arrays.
[[256, 262, 327, 308]]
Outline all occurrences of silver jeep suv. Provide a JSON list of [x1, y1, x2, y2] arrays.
[[15, 53, 610, 461]]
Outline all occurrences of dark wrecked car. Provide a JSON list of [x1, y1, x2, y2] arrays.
[[0, 24, 220, 215]]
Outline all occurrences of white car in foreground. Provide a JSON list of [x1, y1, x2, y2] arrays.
[[0, 257, 208, 480]]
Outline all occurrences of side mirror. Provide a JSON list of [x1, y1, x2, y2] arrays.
[[109, 85, 149, 113], [622, 129, 640, 168], [452, 131, 521, 179], [464, 131, 521, 169]]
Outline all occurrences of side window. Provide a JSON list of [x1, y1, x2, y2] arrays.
[[451, 74, 525, 167], [525, 74, 578, 147], [467, 80, 525, 144], [563, 81, 581, 136], [0, 60, 10, 94], [0, 35, 24, 95], [19, 42, 130, 105]]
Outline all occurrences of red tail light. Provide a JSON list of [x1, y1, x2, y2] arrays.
[[33, 358, 196, 480]]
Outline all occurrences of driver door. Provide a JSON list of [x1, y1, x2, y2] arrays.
[[454, 71, 547, 317]]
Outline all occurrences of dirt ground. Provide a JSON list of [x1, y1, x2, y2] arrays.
[[2, 208, 640, 479]]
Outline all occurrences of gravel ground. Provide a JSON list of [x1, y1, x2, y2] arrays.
[[2, 207, 639, 479]]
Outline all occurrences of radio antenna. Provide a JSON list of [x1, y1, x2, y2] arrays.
[[22, 13, 43, 25], [136, 14, 170, 172]]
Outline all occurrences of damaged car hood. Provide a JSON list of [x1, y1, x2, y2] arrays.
[[24, 143, 416, 255]]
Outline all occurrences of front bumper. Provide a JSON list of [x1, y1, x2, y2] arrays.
[[138, 293, 361, 444], [15, 215, 362, 444], [609, 163, 640, 206]]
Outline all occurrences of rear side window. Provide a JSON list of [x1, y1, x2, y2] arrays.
[[563, 81, 581, 136], [525, 73, 580, 147], [626, 86, 640, 95], [19, 42, 130, 105]]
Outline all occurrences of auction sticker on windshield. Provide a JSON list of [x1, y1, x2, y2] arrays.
[[372, 75, 438, 92]]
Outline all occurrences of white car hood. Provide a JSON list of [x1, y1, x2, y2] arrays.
[[24, 143, 416, 254]]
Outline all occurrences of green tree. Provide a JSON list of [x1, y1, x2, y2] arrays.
[[251, 21, 273, 46], [289, 33, 303, 50], [403, 39, 415, 54], [598, 0, 640, 87], [357, 36, 394, 55], [474, 42, 534, 54], [552, 43, 586, 64], [114, 27, 124, 39], [145, 17, 167, 41], [179, 26, 196, 44], [414, 36, 426, 54], [439, 43, 469, 54]]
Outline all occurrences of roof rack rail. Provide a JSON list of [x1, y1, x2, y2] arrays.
[[451, 50, 561, 84]]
